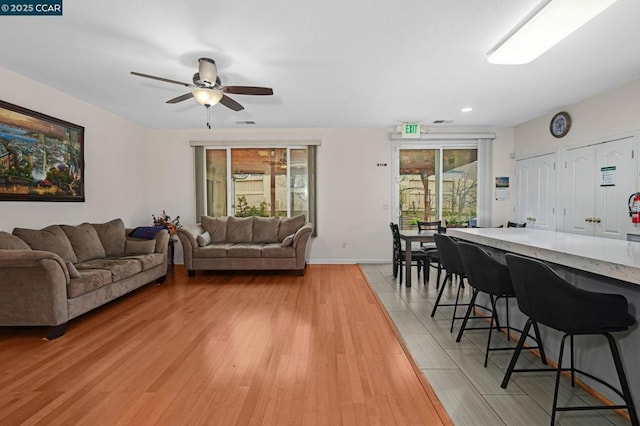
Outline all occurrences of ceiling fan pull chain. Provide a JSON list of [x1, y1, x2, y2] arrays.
[[206, 105, 212, 129]]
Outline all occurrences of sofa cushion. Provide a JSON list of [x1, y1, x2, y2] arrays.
[[197, 231, 211, 247], [253, 217, 280, 243], [62, 223, 107, 263], [122, 253, 164, 270], [76, 258, 142, 281], [278, 215, 305, 241], [125, 239, 156, 255], [226, 217, 254, 243], [226, 243, 262, 258], [193, 243, 233, 258], [91, 219, 126, 257], [201, 216, 228, 243], [13, 225, 78, 263], [262, 243, 296, 258], [67, 269, 113, 298], [0, 231, 31, 250]]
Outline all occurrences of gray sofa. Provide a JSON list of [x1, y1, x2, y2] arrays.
[[178, 215, 313, 276], [0, 218, 169, 339]]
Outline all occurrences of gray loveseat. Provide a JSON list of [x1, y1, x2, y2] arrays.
[[178, 215, 313, 276], [0, 218, 169, 339]]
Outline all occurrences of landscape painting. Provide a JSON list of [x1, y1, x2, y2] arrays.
[[0, 100, 84, 202]]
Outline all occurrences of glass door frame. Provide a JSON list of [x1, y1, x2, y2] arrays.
[[392, 141, 480, 228]]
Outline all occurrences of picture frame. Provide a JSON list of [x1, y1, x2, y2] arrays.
[[0, 100, 84, 202]]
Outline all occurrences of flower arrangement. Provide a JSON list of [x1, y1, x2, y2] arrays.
[[152, 210, 181, 235]]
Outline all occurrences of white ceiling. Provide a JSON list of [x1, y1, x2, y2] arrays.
[[1, 0, 639, 130]]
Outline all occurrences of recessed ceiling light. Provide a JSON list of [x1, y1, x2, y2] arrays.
[[461, 107, 473, 113]]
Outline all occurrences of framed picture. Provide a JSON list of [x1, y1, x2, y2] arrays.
[[0, 100, 84, 202]]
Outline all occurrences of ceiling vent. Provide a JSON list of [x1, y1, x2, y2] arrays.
[[235, 120, 256, 125], [432, 120, 453, 124]]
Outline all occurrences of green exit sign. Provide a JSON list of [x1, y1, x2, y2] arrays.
[[402, 122, 421, 138]]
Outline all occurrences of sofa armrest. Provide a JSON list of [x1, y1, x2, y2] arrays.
[[177, 224, 205, 270], [0, 250, 69, 326], [293, 224, 313, 270]]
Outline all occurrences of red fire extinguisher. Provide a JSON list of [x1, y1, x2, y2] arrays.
[[629, 193, 640, 223]]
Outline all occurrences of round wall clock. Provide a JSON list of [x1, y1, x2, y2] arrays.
[[550, 112, 571, 138]]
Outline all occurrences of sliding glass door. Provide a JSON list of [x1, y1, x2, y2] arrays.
[[395, 145, 478, 230]]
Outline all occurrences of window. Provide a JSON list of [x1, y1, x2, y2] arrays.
[[395, 145, 478, 229], [196, 145, 316, 226]]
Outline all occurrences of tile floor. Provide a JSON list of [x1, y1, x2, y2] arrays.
[[360, 263, 630, 426]]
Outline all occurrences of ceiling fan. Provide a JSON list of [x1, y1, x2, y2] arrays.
[[130, 57, 273, 114]]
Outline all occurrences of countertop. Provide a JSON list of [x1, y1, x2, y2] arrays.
[[447, 227, 640, 286]]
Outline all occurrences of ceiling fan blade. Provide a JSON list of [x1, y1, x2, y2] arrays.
[[130, 71, 193, 87], [166, 92, 194, 104], [222, 86, 273, 96], [220, 95, 244, 111]]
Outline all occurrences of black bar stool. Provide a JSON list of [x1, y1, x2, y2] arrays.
[[503, 253, 638, 426], [456, 242, 546, 367], [430, 234, 468, 332]]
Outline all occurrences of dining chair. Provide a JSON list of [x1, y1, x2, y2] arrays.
[[389, 223, 429, 284], [417, 220, 443, 287]]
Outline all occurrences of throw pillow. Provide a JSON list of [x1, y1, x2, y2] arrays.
[[129, 226, 165, 239], [226, 216, 253, 243], [197, 231, 212, 247], [91, 218, 126, 257], [13, 225, 78, 263], [201, 216, 228, 243], [125, 239, 156, 255], [61, 223, 107, 263], [253, 216, 280, 243], [280, 233, 295, 247], [278, 215, 305, 241], [66, 261, 81, 279], [0, 231, 31, 250]]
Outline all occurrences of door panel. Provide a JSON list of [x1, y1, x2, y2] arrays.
[[594, 137, 636, 239], [514, 153, 556, 230], [563, 150, 595, 235]]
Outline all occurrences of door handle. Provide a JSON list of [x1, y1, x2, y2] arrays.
[[585, 217, 593, 222], [594, 217, 601, 223]]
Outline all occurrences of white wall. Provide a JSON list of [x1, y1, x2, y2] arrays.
[[514, 79, 640, 157], [0, 65, 515, 263], [145, 126, 515, 264], [0, 66, 151, 231]]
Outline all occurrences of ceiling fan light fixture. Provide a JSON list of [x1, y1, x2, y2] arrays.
[[487, 0, 619, 64], [192, 88, 223, 107]]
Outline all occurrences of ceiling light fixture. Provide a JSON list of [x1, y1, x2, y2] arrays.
[[487, 0, 619, 65], [192, 88, 223, 107]]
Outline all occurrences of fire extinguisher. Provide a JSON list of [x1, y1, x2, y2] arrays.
[[628, 192, 640, 223]]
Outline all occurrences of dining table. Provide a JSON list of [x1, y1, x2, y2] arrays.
[[398, 229, 437, 287]]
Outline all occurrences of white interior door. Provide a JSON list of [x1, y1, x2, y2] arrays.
[[594, 137, 636, 239], [515, 153, 557, 230], [563, 146, 596, 236]]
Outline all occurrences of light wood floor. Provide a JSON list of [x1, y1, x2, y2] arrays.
[[0, 265, 451, 425]]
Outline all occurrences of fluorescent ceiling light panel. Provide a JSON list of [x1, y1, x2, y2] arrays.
[[488, 0, 619, 64]]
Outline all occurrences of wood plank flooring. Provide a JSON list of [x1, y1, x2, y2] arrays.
[[0, 265, 451, 425]]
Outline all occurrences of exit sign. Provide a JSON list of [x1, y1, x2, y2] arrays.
[[401, 122, 421, 138]]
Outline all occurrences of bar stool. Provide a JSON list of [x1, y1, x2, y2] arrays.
[[456, 242, 546, 367], [503, 253, 638, 426], [430, 234, 468, 332]]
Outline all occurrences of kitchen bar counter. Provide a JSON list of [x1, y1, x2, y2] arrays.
[[447, 227, 640, 408], [447, 227, 640, 285]]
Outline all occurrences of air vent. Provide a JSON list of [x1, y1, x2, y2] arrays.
[[235, 120, 256, 125], [432, 120, 453, 124]]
